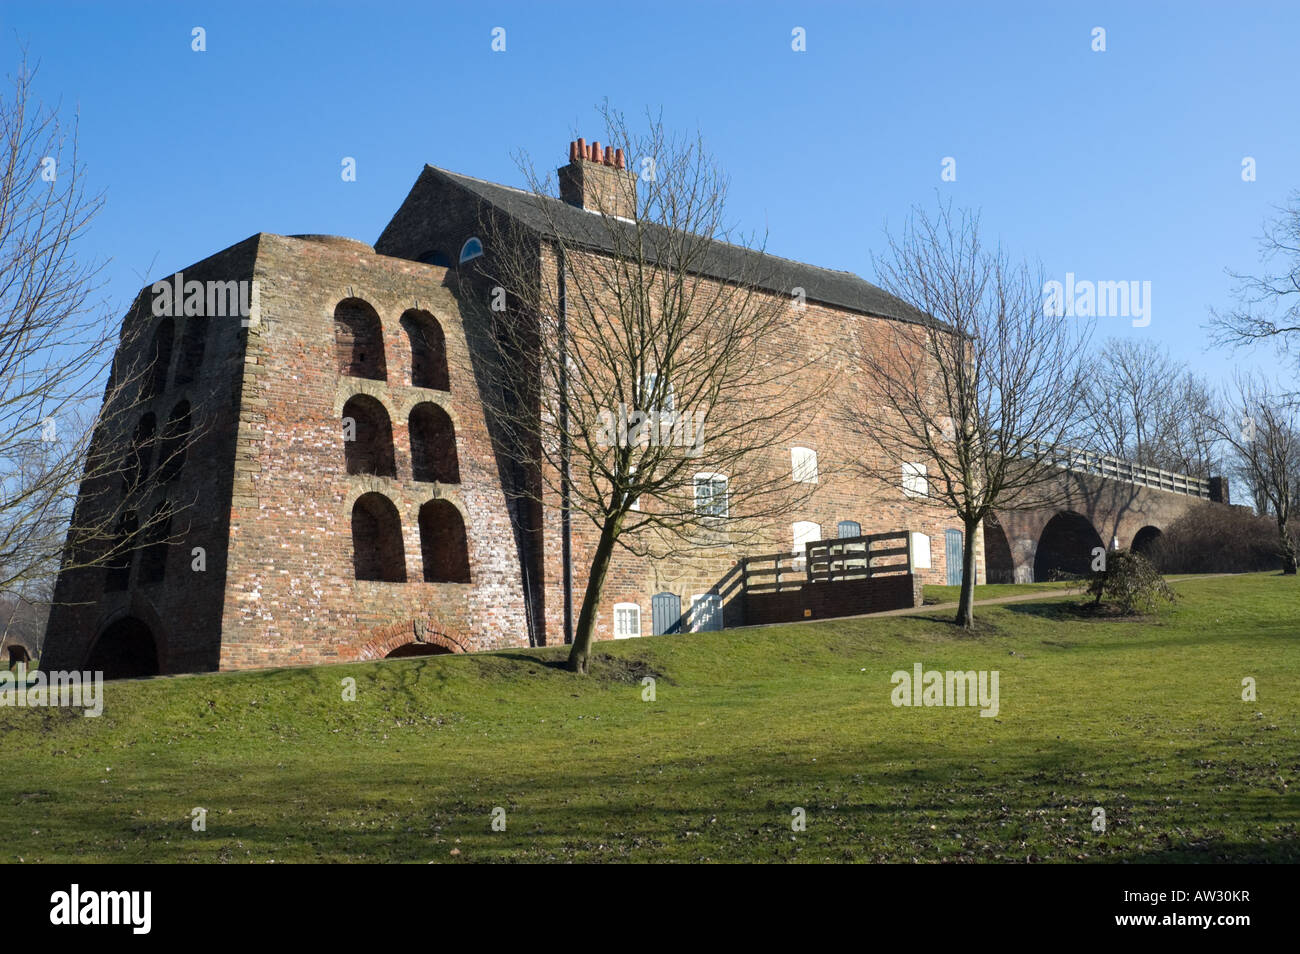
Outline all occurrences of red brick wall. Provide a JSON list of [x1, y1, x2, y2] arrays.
[[216, 234, 531, 668], [532, 244, 980, 647], [42, 238, 260, 674]]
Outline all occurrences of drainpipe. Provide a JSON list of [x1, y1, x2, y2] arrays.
[[557, 244, 573, 644]]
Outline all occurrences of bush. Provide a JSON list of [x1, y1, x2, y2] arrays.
[[1087, 549, 1175, 614], [1147, 504, 1290, 574]]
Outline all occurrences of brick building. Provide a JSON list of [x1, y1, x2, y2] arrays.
[[40, 141, 978, 676]]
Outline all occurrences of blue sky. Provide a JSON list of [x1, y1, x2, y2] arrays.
[[5, 0, 1297, 385]]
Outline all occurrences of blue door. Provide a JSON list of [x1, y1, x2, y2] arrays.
[[651, 592, 681, 635], [945, 529, 964, 586]]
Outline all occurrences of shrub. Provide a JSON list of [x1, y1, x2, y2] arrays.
[[1147, 503, 1288, 574], [1087, 549, 1175, 614]]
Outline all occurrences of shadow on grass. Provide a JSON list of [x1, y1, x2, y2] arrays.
[[12, 736, 1296, 864]]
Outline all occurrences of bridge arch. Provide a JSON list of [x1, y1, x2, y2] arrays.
[[983, 515, 1015, 583], [1131, 525, 1163, 556], [1033, 511, 1104, 581]]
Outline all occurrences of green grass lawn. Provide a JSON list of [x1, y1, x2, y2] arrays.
[[2, 573, 1296, 863]]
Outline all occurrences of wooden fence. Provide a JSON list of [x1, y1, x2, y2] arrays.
[[740, 531, 913, 595]]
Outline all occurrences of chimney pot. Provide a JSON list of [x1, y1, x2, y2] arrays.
[[558, 136, 636, 219]]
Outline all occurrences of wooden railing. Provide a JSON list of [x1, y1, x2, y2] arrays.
[[1025, 442, 1211, 499], [740, 531, 912, 595]]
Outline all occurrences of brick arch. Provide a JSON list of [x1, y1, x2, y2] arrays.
[[353, 617, 470, 661], [342, 394, 396, 477], [144, 318, 174, 399], [418, 498, 471, 582], [1033, 510, 1104, 581], [88, 594, 171, 675], [332, 380, 396, 418], [982, 514, 1015, 584], [351, 491, 406, 582], [409, 402, 459, 483], [400, 309, 449, 391], [394, 391, 460, 429], [334, 297, 387, 381], [1131, 525, 1163, 555]]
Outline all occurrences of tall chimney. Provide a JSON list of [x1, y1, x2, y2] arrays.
[[558, 138, 637, 219]]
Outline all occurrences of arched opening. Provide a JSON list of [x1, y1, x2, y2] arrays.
[[419, 499, 470, 582], [334, 298, 387, 380], [401, 310, 449, 391], [983, 514, 1015, 584], [352, 492, 406, 582], [86, 617, 159, 680], [342, 395, 396, 477], [1033, 511, 1104, 581], [104, 511, 138, 592], [138, 502, 172, 585], [144, 319, 174, 398], [174, 318, 207, 386], [157, 401, 191, 483], [1132, 525, 1163, 556], [124, 413, 156, 492], [385, 642, 454, 658], [458, 237, 483, 264], [409, 403, 459, 483]]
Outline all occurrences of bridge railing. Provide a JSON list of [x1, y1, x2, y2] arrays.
[[1024, 442, 1211, 499]]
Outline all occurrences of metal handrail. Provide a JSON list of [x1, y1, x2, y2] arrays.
[[1023, 442, 1210, 499]]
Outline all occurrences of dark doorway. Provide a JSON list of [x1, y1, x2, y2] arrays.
[[86, 617, 160, 680]]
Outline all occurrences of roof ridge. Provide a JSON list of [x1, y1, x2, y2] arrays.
[[428, 164, 883, 285], [424, 163, 929, 326]]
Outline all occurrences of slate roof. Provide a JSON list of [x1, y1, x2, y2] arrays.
[[425, 164, 933, 327]]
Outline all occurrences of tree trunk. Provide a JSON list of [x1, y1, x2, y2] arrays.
[[954, 517, 980, 629], [567, 515, 622, 673], [1278, 517, 1298, 575]]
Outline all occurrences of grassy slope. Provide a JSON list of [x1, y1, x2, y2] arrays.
[[1, 573, 1296, 863]]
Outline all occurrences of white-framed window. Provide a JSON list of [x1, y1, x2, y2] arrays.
[[642, 372, 675, 413], [690, 593, 722, 632], [792, 520, 822, 557], [902, 462, 928, 499], [458, 237, 484, 263], [613, 602, 641, 639], [626, 464, 640, 512], [694, 472, 728, 517], [911, 532, 932, 569], [837, 520, 861, 538], [791, 446, 819, 483]]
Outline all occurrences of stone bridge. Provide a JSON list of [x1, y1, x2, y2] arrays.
[[986, 448, 1229, 583]]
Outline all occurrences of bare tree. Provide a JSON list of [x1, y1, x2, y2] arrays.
[[1, 54, 186, 613], [845, 201, 1093, 628], [1081, 338, 1220, 476], [1211, 190, 1300, 379], [479, 106, 827, 673], [1206, 376, 1298, 574]]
